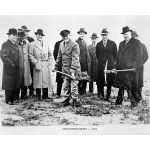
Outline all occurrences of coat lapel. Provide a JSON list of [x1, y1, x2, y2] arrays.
[[34, 40, 43, 51], [120, 38, 133, 53], [61, 39, 73, 54], [7, 40, 19, 52], [76, 38, 86, 49]]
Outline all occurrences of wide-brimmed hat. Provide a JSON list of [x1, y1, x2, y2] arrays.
[[132, 30, 139, 37], [90, 33, 98, 39], [121, 26, 132, 34], [60, 30, 70, 37], [77, 28, 87, 34], [18, 30, 26, 37], [101, 28, 109, 35], [21, 25, 30, 32], [35, 29, 45, 36], [7, 28, 17, 35]]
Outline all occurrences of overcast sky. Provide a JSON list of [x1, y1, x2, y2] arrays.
[[0, 15, 150, 50]]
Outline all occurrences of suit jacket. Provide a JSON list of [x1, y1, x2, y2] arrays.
[[88, 44, 98, 82], [55, 39, 81, 79], [0, 40, 22, 90], [76, 38, 91, 77], [96, 39, 117, 85]]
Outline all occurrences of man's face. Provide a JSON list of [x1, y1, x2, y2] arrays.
[[79, 32, 86, 39], [36, 34, 43, 41], [62, 34, 70, 43], [91, 38, 97, 44], [24, 31, 29, 39], [123, 31, 132, 41], [18, 36, 26, 41], [101, 34, 108, 40], [9, 34, 17, 42]]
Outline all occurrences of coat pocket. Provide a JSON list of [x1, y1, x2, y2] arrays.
[[35, 61, 42, 71]]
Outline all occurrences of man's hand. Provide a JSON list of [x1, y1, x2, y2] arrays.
[[132, 68, 136, 72], [112, 68, 117, 74], [52, 69, 56, 72], [71, 72, 75, 77]]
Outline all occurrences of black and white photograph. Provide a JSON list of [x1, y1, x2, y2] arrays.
[[0, 15, 149, 134]]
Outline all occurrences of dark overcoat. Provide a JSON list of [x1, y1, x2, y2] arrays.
[[53, 40, 63, 83], [0, 40, 22, 90], [114, 37, 142, 89], [76, 38, 91, 78], [96, 39, 117, 86], [138, 43, 149, 87], [88, 44, 98, 82]]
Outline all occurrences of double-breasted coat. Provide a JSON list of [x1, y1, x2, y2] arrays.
[[114, 37, 142, 89], [88, 44, 98, 82], [76, 38, 91, 77], [55, 39, 81, 79], [29, 40, 53, 89], [96, 39, 117, 86], [0, 40, 23, 90], [16, 39, 32, 86], [53, 40, 63, 83]]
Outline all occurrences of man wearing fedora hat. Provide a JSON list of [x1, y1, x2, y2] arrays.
[[88, 33, 98, 93], [16, 30, 32, 100], [21, 25, 35, 97], [54, 30, 81, 107], [76, 28, 91, 95], [114, 26, 142, 108], [96, 28, 117, 101], [0, 28, 23, 105], [29, 29, 53, 100]]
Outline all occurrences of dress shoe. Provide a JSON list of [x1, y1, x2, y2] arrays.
[[62, 97, 70, 106], [72, 99, 82, 107]]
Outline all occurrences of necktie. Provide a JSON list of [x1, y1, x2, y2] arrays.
[[103, 41, 107, 47]]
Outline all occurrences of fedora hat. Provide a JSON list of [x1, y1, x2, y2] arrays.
[[60, 30, 70, 37], [121, 26, 132, 34], [18, 30, 26, 37], [132, 30, 139, 37], [35, 29, 45, 36], [90, 33, 98, 39], [101, 28, 109, 35], [21, 25, 30, 32], [77, 28, 87, 34], [7, 28, 17, 35]]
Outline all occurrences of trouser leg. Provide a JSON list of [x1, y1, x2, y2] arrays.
[[82, 82, 87, 95], [63, 79, 71, 98], [99, 86, 104, 98], [36, 88, 41, 98], [29, 63, 34, 96], [14, 89, 20, 101], [57, 82, 63, 96], [42, 88, 48, 98], [138, 87, 142, 99], [116, 87, 124, 104], [21, 86, 27, 99], [5, 89, 16, 103], [89, 81, 93, 93], [71, 80, 79, 99], [106, 86, 111, 100]]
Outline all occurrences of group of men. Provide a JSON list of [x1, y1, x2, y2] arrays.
[[0, 25, 149, 109], [0, 26, 53, 105], [53, 26, 148, 108]]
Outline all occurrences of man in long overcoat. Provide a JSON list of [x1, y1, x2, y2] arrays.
[[114, 26, 142, 108], [21, 25, 35, 97], [54, 30, 81, 107], [76, 28, 91, 95], [88, 33, 98, 93], [29, 29, 53, 100], [16, 30, 32, 99], [96, 28, 117, 101], [0, 28, 23, 105], [132, 31, 149, 99], [53, 38, 63, 98]]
